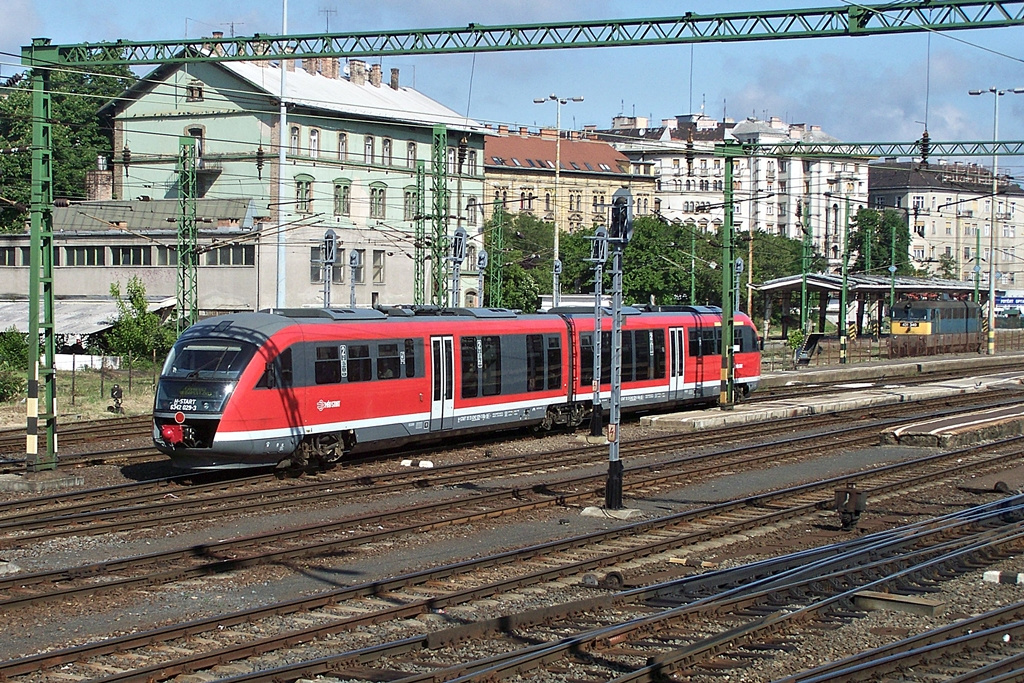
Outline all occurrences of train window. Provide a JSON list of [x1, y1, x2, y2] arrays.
[[689, 328, 701, 356], [622, 331, 635, 382], [432, 342, 442, 401], [404, 338, 417, 378], [314, 345, 341, 385], [652, 329, 666, 379], [347, 344, 372, 382], [546, 336, 561, 390], [580, 333, 594, 386], [526, 335, 544, 392], [481, 336, 502, 396], [600, 331, 611, 384], [377, 343, 401, 379], [702, 328, 720, 355], [460, 337, 479, 398], [635, 330, 651, 380], [256, 347, 293, 388]]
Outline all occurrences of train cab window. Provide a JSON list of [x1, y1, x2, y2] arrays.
[[315, 345, 341, 385], [347, 344, 372, 382], [404, 338, 418, 378], [652, 329, 666, 379], [461, 337, 479, 398], [702, 328, 721, 355], [377, 342, 401, 379], [481, 336, 502, 396], [546, 336, 561, 390], [256, 347, 293, 388], [688, 328, 701, 356], [526, 335, 544, 392]]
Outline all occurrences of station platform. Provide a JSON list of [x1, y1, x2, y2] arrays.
[[641, 351, 1024, 433]]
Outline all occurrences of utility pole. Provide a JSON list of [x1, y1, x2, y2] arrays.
[[488, 200, 505, 307], [586, 227, 608, 437], [720, 149, 737, 408], [799, 200, 811, 332], [177, 136, 198, 334], [840, 191, 851, 363], [476, 249, 487, 306], [605, 188, 632, 509], [321, 229, 336, 308], [349, 249, 360, 307], [450, 226, 467, 307]]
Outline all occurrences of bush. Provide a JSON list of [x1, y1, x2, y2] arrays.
[[0, 326, 29, 370], [0, 363, 25, 402], [787, 329, 805, 351]]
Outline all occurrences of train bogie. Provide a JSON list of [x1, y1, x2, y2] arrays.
[[153, 305, 761, 470]]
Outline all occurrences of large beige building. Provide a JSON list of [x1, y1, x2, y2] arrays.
[[483, 127, 656, 232]]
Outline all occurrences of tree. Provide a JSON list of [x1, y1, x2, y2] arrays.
[[0, 326, 29, 370], [935, 253, 959, 280], [102, 276, 176, 359], [849, 208, 913, 277], [482, 210, 554, 312], [0, 63, 135, 232]]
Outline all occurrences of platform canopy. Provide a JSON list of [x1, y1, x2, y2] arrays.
[[753, 273, 987, 299]]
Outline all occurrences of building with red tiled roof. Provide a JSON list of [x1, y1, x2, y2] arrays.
[[483, 127, 656, 234]]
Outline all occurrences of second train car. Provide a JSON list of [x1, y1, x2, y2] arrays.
[[153, 305, 761, 470]]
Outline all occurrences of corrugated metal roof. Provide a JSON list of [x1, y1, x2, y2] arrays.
[[754, 273, 981, 295], [52, 198, 264, 233], [0, 298, 176, 336]]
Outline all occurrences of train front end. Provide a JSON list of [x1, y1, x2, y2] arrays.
[[152, 314, 299, 469]]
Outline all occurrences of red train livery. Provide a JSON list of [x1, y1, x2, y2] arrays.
[[153, 305, 761, 470]]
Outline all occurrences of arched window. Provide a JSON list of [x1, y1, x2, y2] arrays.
[[407, 142, 417, 167], [338, 133, 348, 160], [333, 179, 351, 216], [295, 174, 313, 213], [289, 126, 300, 154], [370, 182, 387, 219], [382, 138, 393, 165], [466, 197, 478, 226], [364, 136, 375, 163], [309, 129, 320, 159]]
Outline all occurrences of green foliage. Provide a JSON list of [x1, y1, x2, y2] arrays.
[[787, 329, 805, 351], [849, 208, 913, 277], [935, 253, 959, 279], [0, 326, 29, 370], [482, 211, 554, 312], [0, 363, 25, 402], [102, 276, 176, 359], [0, 64, 135, 233]]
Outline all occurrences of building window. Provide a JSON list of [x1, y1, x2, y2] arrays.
[[466, 197, 478, 226], [353, 249, 366, 282], [370, 184, 386, 219], [290, 126, 300, 155], [545, 193, 551, 212], [185, 80, 204, 102], [112, 246, 152, 266], [338, 133, 348, 160], [156, 246, 178, 266], [373, 249, 385, 283], [404, 187, 418, 221], [205, 245, 255, 266], [447, 147, 456, 174], [0, 247, 16, 266], [333, 180, 351, 216], [364, 136, 375, 163], [65, 246, 105, 266], [467, 150, 478, 175], [309, 129, 320, 159], [382, 138, 393, 165], [187, 126, 204, 161], [295, 174, 313, 213], [407, 142, 417, 167], [311, 246, 343, 283]]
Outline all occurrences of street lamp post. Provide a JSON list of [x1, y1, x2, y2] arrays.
[[969, 86, 1024, 355], [535, 94, 583, 308]]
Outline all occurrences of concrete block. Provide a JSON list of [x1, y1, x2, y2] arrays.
[[853, 590, 945, 617]]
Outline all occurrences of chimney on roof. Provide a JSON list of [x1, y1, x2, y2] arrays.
[[304, 58, 321, 75], [519, 126, 529, 136], [210, 31, 225, 56], [540, 128, 557, 140], [498, 124, 509, 135], [390, 68, 400, 90], [285, 59, 295, 72], [350, 59, 366, 85], [369, 63, 382, 87], [321, 57, 340, 79]]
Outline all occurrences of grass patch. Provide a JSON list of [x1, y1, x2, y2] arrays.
[[0, 365, 157, 430]]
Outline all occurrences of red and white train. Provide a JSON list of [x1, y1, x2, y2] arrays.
[[153, 305, 761, 470]]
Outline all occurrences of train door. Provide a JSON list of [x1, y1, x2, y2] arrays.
[[430, 336, 454, 431], [669, 327, 686, 401]]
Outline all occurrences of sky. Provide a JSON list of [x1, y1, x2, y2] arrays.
[[3, 0, 1024, 176]]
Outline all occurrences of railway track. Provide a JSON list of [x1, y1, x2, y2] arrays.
[[0, 392, 1013, 544], [0, 424, 1020, 681]]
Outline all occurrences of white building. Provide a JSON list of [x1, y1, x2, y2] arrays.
[[592, 114, 869, 271]]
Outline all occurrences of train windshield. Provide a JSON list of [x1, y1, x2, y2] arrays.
[[162, 340, 258, 380]]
